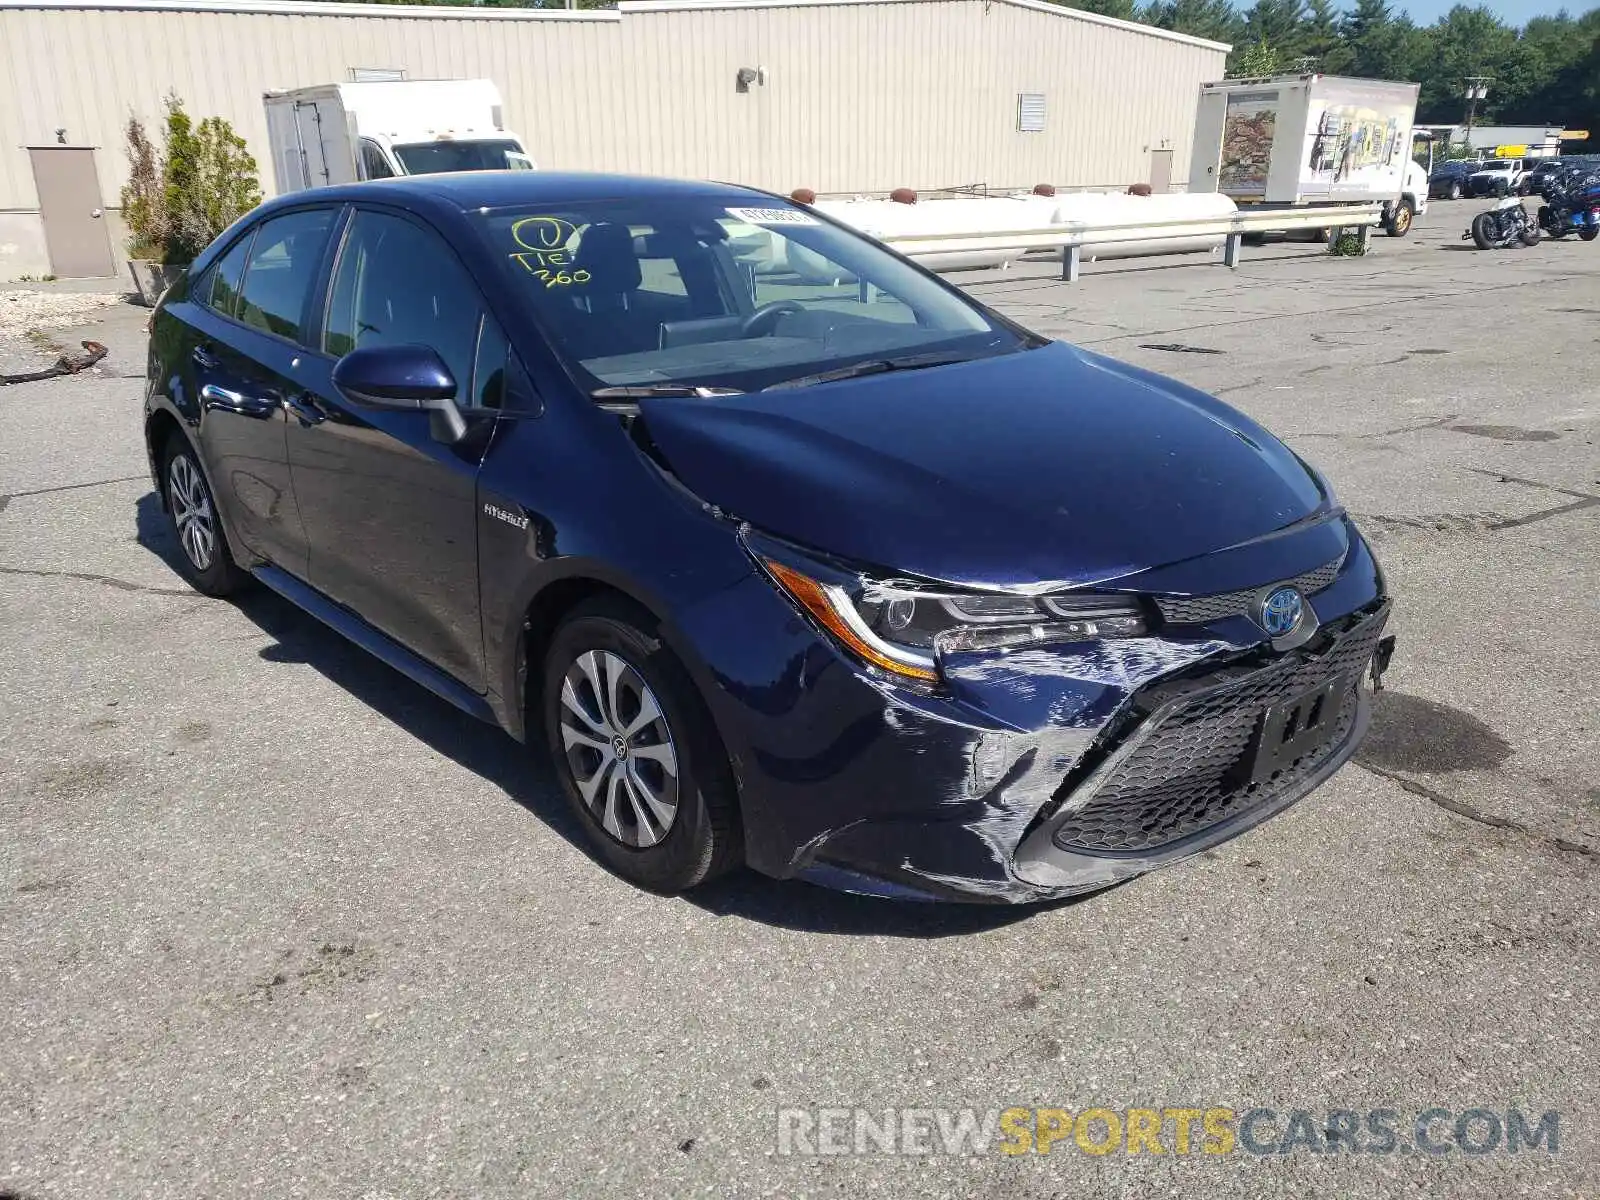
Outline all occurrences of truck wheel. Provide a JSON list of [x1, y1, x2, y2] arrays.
[[1470, 212, 1497, 250], [1449, 181, 1462, 200], [1385, 199, 1414, 237]]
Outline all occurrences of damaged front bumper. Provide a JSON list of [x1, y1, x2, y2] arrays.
[[676, 529, 1394, 905]]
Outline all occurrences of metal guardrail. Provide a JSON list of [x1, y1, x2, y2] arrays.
[[879, 202, 1388, 281]]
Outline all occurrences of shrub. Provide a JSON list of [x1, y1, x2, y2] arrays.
[[1329, 230, 1368, 256], [121, 95, 262, 264]]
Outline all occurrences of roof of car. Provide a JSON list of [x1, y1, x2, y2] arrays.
[[271, 171, 775, 212]]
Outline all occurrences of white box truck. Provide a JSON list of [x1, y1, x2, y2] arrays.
[[263, 79, 534, 194], [1188, 73, 1427, 235]]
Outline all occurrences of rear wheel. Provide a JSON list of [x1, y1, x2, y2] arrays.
[[1470, 212, 1498, 250], [161, 436, 247, 596], [1581, 227, 1599, 242], [1449, 181, 1463, 200], [1519, 220, 1541, 247], [1385, 199, 1415, 237], [542, 597, 741, 893]]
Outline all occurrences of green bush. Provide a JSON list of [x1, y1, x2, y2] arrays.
[[121, 95, 262, 264], [1329, 230, 1368, 256]]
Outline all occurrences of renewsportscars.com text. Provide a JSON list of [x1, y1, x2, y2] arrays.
[[775, 1106, 1560, 1157]]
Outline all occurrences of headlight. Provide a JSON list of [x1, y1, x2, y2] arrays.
[[755, 543, 1146, 684]]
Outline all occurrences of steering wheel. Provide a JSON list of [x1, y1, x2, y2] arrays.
[[740, 300, 805, 338]]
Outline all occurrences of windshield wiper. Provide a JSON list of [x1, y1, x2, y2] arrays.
[[762, 350, 991, 392], [590, 384, 745, 399]]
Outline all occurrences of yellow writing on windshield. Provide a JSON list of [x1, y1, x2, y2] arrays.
[[508, 216, 593, 289]]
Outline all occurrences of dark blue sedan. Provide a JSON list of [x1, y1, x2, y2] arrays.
[[143, 172, 1393, 903]]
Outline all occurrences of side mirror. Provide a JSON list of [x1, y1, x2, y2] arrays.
[[332, 344, 467, 443]]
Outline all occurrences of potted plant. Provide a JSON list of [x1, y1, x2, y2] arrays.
[[122, 95, 262, 306]]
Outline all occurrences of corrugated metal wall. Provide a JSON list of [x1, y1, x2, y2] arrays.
[[0, 0, 1224, 212]]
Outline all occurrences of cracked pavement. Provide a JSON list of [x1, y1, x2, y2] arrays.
[[2, 201, 1597, 1198]]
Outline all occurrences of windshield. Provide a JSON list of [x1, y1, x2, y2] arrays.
[[393, 140, 532, 174], [1480, 160, 1510, 171], [475, 196, 1023, 393]]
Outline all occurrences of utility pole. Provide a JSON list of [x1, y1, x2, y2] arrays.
[[1463, 77, 1491, 156]]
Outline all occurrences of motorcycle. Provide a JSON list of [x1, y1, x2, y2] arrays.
[[1535, 166, 1600, 243], [1465, 195, 1540, 250]]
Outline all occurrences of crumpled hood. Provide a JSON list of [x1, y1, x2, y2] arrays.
[[636, 342, 1331, 588]]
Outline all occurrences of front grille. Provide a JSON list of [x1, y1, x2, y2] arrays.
[[1049, 609, 1387, 854], [1153, 558, 1342, 626]]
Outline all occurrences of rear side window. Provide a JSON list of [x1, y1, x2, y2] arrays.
[[199, 232, 254, 318], [323, 210, 483, 398], [236, 208, 336, 345]]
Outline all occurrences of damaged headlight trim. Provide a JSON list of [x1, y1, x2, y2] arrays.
[[747, 530, 1147, 684]]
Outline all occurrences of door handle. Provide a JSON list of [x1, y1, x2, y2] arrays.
[[199, 383, 276, 419], [192, 345, 219, 369], [281, 392, 326, 427]]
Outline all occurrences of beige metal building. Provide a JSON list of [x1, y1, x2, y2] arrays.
[[0, 0, 1227, 279]]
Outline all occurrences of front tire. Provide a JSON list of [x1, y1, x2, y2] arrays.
[[1449, 181, 1463, 200], [1386, 199, 1414, 237], [161, 436, 246, 596], [1470, 212, 1497, 250], [1580, 227, 1599, 242], [542, 598, 741, 893]]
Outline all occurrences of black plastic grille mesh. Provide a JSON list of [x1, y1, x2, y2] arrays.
[[1050, 612, 1388, 853], [1153, 559, 1343, 627]]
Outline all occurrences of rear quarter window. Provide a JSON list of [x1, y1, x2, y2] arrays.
[[195, 231, 255, 319]]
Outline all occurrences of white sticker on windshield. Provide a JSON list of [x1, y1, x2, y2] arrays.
[[725, 206, 819, 226]]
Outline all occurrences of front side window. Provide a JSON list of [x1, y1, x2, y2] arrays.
[[324, 209, 484, 398], [236, 208, 336, 344], [476, 197, 1020, 392], [359, 140, 395, 181]]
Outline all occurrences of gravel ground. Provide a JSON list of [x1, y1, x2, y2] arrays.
[[0, 287, 127, 378], [0, 200, 1596, 1199]]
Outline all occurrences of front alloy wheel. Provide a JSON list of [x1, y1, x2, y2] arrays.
[[558, 649, 680, 848], [542, 597, 741, 892]]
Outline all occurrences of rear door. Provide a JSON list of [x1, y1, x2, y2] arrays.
[[285, 205, 497, 689], [181, 206, 338, 577]]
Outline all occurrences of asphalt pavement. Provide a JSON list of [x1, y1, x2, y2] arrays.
[[1, 199, 1596, 1198]]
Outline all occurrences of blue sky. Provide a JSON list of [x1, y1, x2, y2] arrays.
[[1392, 0, 1583, 24]]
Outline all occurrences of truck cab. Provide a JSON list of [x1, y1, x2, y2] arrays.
[[264, 79, 534, 194]]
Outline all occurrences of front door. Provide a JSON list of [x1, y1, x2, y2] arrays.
[[286, 206, 494, 690], [28, 147, 115, 277]]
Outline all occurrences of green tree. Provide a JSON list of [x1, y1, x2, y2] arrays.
[[121, 95, 262, 263], [1052, 0, 1140, 20], [1232, 36, 1285, 75], [1296, 0, 1341, 66], [1412, 5, 1521, 122], [1141, 0, 1243, 46], [1241, 0, 1306, 56], [1328, 0, 1420, 80]]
